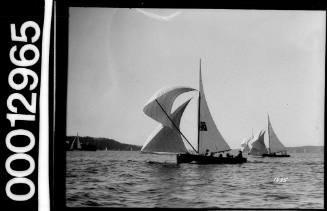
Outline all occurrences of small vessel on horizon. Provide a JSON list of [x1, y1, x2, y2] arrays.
[[68, 132, 97, 151], [262, 115, 290, 157], [69, 132, 82, 151], [141, 60, 246, 164]]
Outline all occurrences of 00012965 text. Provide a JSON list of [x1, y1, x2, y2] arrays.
[[5, 21, 41, 201]]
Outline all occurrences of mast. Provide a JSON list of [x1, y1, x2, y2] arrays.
[[197, 59, 201, 154]]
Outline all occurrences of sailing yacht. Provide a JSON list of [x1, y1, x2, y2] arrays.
[[141, 60, 247, 164], [262, 115, 290, 157], [69, 132, 82, 151]]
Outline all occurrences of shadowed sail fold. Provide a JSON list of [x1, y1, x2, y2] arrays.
[[143, 86, 195, 128], [198, 67, 230, 154], [141, 98, 192, 153], [249, 130, 268, 155], [268, 115, 287, 153]]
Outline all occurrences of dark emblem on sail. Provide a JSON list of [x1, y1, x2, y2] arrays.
[[199, 121, 207, 131]]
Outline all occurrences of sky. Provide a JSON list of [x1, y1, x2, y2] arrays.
[[67, 8, 325, 149]]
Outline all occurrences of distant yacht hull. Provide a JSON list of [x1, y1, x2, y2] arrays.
[[176, 153, 247, 164], [262, 153, 290, 157]]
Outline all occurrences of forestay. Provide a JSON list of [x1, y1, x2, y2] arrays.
[[198, 68, 230, 154], [249, 130, 268, 155], [143, 86, 195, 128], [141, 99, 192, 153], [268, 116, 287, 153]]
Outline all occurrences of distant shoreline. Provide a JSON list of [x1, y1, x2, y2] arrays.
[[66, 136, 142, 151], [66, 135, 323, 153]]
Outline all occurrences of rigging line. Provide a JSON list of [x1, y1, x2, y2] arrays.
[[268, 115, 271, 154], [197, 90, 201, 153], [197, 59, 201, 153], [155, 99, 198, 153]]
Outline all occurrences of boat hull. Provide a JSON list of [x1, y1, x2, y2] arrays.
[[176, 154, 247, 164], [262, 153, 290, 157]]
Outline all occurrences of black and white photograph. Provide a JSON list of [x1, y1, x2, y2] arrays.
[[65, 8, 325, 208]]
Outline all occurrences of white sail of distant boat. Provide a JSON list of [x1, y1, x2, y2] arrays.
[[70, 132, 82, 150], [249, 130, 268, 156], [240, 136, 252, 154], [142, 59, 231, 155], [240, 129, 254, 153], [267, 115, 287, 154]]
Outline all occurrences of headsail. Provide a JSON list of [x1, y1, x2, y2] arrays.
[[70, 133, 82, 150], [198, 62, 230, 154], [143, 86, 195, 128], [141, 98, 192, 153], [268, 115, 287, 153], [241, 136, 252, 153], [249, 130, 268, 155]]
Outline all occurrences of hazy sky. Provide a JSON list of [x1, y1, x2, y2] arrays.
[[67, 8, 325, 148]]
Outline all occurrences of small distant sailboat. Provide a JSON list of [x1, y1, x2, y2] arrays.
[[141, 60, 246, 164], [248, 130, 268, 156], [262, 115, 290, 157], [240, 133, 254, 154], [69, 132, 82, 151]]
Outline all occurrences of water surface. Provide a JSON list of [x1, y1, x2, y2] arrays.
[[66, 151, 324, 208]]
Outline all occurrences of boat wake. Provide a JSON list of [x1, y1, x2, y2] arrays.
[[146, 160, 177, 166]]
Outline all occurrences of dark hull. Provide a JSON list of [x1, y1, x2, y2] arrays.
[[262, 153, 290, 157], [177, 154, 247, 164]]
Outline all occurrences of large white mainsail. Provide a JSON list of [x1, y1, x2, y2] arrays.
[[143, 86, 195, 128], [249, 130, 268, 155], [198, 64, 230, 154], [268, 115, 287, 153], [141, 98, 192, 153]]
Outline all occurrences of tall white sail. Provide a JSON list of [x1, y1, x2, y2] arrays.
[[249, 130, 268, 155], [198, 66, 230, 154], [143, 86, 195, 128], [69, 136, 76, 150], [141, 99, 192, 153], [76, 135, 81, 149], [268, 115, 287, 153]]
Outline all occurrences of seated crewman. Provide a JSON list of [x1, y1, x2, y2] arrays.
[[235, 150, 243, 158], [226, 153, 233, 158], [205, 149, 210, 156]]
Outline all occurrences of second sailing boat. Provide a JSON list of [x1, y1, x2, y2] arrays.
[[246, 115, 290, 157]]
